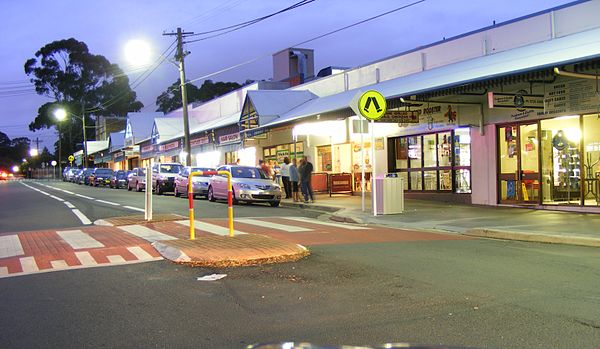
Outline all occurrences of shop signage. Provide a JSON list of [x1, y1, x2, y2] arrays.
[[140, 143, 156, 159], [487, 91, 544, 109], [218, 132, 241, 145], [542, 79, 600, 117], [141, 144, 155, 153], [375, 110, 419, 123], [113, 151, 125, 162], [245, 127, 268, 138], [159, 140, 179, 152], [329, 173, 353, 194], [190, 135, 209, 147]]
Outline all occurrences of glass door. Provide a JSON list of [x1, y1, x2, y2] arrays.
[[498, 123, 540, 204]]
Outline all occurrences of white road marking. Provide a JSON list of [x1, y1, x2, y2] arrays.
[[176, 220, 247, 236], [62, 190, 75, 195], [118, 225, 178, 243], [50, 260, 69, 269], [123, 206, 145, 212], [0, 267, 7, 276], [75, 251, 97, 266], [95, 199, 120, 206], [49, 195, 65, 202], [237, 218, 312, 232], [0, 235, 24, 258], [75, 193, 94, 200], [280, 217, 371, 230], [71, 209, 92, 225], [127, 246, 154, 260], [57, 230, 105, 249], [19, 256, 39, 273], [64, 201, 76, 209], [107, 255, 126, 263]]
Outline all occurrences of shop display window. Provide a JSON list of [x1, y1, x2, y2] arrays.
[[390, 129, 471, 194], [583, 114, 600, 206]]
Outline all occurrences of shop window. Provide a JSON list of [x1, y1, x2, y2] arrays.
[[454, 128, 471, 166], [317, 145, 332, 172], [410, 171, 422, 190], [439, 170, 452, 191], [583, 114, 600, 206], [540, 115, 581, 205], [398, 172, 409, 190], [423, 134, 436, 167], [395, 138, 408, 169], [455, 169, 471, 193], [423, 170, 437, 190], [408, 136, 422, 168], [438, 132, 452, 167]]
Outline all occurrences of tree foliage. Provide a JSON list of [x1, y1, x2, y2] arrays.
[[24, 38, 143, 161], [0, 131, 30, 171], [155, 79, 243, 113]]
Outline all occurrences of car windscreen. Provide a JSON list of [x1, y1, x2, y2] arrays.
[[190, 167, 214, 176], [160, 165, 182, 173], [95, 169, 113, 175], [116, 171, 127, 178], [231, 167, 269, 179]]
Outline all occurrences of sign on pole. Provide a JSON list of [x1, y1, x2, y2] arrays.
[[358, 90, 387, 121]]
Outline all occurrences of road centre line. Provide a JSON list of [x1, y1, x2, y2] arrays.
[[71, 209, 92, 225], [64, 201, 76, 209], [95, 199, 120, 206], [75, 193, 94, 200], [61, 190, 74, 194], [49, 195, 64, 202], [123, 206, 145, 212]]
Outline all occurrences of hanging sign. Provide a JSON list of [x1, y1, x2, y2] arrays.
[[218, 132, 241, 145], [487, 91, 544, 109], [375, 110, 420, 123], [542, 79, 600, 116]]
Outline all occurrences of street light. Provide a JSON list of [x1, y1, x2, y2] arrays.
[[54, 107, 88, 168]]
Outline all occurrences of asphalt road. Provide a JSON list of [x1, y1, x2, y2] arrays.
[[1, 179, 600, 348], [0, 179, 309, 233]]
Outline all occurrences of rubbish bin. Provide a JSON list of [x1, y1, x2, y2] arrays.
[[375, 175, 404, 214]]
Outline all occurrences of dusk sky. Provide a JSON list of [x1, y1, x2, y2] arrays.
[[0, 0, 576, 150]]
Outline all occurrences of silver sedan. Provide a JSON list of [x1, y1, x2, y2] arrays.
[[208, 165, 282, 207]]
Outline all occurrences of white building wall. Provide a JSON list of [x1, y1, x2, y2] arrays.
[[471, 124, 497, 205]]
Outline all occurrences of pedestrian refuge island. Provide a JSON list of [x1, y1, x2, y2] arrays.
[[375, 176, 404, 214], [188, 170, 234, 240]]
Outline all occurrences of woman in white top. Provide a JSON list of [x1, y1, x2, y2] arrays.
[[280, 157, 291, 199]]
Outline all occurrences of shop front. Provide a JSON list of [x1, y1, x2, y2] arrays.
[[216, 125, 244, 166], [498, 114, 600, 207], [157, 139, 183, 164], [112, 150, 126, 171]]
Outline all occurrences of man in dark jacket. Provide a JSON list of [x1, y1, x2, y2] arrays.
[[298, 156, 314, 203]]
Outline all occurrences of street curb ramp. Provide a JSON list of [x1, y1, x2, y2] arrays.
[[464, 228, 600, 248]]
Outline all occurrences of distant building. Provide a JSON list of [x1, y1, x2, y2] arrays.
[[95, 116, 127, 141]]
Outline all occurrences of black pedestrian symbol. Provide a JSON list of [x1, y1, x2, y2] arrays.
[[363, 96, 382, 113]]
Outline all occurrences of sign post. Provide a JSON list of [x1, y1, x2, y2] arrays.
[[145, 166, 153, 221], [357, 90, 386, 217], [68, 155, 75, 167]]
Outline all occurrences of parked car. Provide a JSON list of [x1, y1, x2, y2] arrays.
[[127, 167, 147, 192], [208, 165, 282, 207], [174, 166, 215, 198], [78, 168, 94, 185], [64, 168, 78, 182], [151, 162, 183, 195], [72, 169, 84, 183], [109, 170, 129, 189], [62, 166, 72, 181], [90, 168, 114, 186]]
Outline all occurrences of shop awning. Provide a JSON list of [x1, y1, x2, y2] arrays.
[[109, 131, 125, 153], [261, 26, 600, 129], [152, 117, 184, 144], [85, 140, 109, 155]]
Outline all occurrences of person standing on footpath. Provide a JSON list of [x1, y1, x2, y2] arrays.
[[280, 157, 291, 199], [298, 156, 315, 203], [289, 158, 300, 202]]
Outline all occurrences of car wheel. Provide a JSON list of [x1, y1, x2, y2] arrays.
[[208, 186, 216, 202], [269, 201, 280, 207], [127, 182, 132, 191], [155, 182, 162, 195], [136, 182, 142, 192]]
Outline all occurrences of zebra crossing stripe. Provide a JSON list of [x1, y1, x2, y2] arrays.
[[57, 230, 105, 249], [280, 217, 371, 230], [75, 251, 98, 266], [50, 260, 69, 269], [127, 246, 154, 261], [118, 225, 178, 243], [175, 220, 247, 236], [19, 257, 39, 273], [236, 218, 312, 232], [0, 235, 24, 258]]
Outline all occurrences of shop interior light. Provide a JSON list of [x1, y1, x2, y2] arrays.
[[237, 147, 256, 166], [564, 127, 581, 143], [195, 150, 221, 168]]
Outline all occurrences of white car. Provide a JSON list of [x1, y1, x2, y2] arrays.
[[151, 162, 183, 195], [208, 165, 282, 207]]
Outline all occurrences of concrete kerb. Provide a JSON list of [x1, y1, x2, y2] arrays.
[[464, 228, 600, 248]]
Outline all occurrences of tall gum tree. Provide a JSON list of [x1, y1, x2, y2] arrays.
[[24, 38, 143, 162]]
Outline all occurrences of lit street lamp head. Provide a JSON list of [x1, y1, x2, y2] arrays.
[[54, 108, 67, 121], [124, 39, 151, 66]]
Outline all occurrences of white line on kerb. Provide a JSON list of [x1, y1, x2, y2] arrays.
[[71, 209, 92, 225], [123, 206, 145, 212], [95, 199, 120, 206]]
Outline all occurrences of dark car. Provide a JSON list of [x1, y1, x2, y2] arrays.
[[127, 167, 147, 192], [78, 168, 94, 185], [90, 168, 114, 186], [174, 166, 215, 199], [109, 170, 129, 189], [151, 162, 182, 195]]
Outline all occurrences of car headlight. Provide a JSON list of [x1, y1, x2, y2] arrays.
[[237, 183, 252, 189]]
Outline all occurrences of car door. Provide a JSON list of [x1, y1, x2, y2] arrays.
[[212, 166, 228, 198], [178, 167, 188, 193]]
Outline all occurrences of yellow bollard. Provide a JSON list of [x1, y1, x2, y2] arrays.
[[188, 170, 234, 239]]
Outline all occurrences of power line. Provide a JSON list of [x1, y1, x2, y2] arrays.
[[185, 0, 315, 44], [177, 0, 247, 28], [185, 0, 426, 86]]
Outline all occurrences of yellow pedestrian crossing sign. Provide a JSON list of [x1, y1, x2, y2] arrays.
[[358, 90, 387, 121], [68, 155, 75, 163]]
